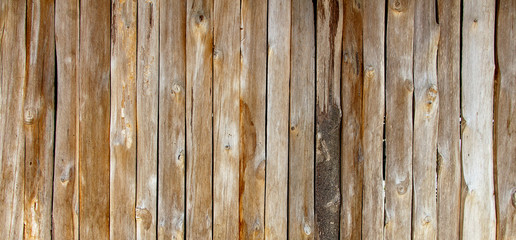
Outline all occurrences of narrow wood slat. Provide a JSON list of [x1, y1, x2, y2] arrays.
[[265, 0, 290, 238], [78, 0, 111, 238], [436, 0, 461, 239], [384, 0, 414, 239], [239, 0, 267, 238], [495, 1, 516, 239], [136, 0, 159, 239], [110, 0, 137, 238], [0, 0, 26, 238], [340, 1, 362, 239], [361, 0, 385, 238], [460, 0, 496, 239], [186, 0, 212, 239], [159, 0, 186, 238], [412, 1, 439, 239], [290, 0, 315, 238]]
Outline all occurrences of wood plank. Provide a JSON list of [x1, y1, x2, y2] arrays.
[[361, 0, 385, 239], [78, 0, 111, 238], [159, 0, 186, 238], [290, 0, 315, 238], [185, 0, 212, 239], [495, 1, 516, 239], [340, 1, 362, 239], [436, 0, 461, 239], [110, 0, 137, 239], [460, 0, 496, 239], [384, 0, 414, 239], [53, 0, 79, 238], [213, 0, 240, 238], [0, 0, 26, 238], [412, 0, 439, 239], [136, 0, 159, 239], [265, 0, 290, 238], [239, 0, 267, 238]]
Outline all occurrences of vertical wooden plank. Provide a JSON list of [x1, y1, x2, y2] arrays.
[[159, 0, 186, 238], [24, 0, 55, 239], [412, 0, 439, 239], [110, 0, 137, 238], [361, 0, 385, 239], [290, 0, 315, 239], [315, 1, 342, 238], [384, 0, 414, 239], [53, 0, 79, 238], [239, 0, 267, 238], [213, 0, 240, 238], [436, 0, 461, 239], [495, 0, 516, 239], [265, 0, 290, 238], [136, 0, 159, 239], [460, 0, 496, 239], [186, 0, 212, 239], [0, 0, 26, 238], [340, 0, 362, 239], [79, 0, 111, 238]]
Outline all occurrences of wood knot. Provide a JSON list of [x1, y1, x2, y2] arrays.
[[404, 79, 414, 94], [396, 178, 409, 195], [24, 108, 36, 125], [391, 0, 406, 12], [213, 49, 222, 60], [224, 144, 231, 150], [136, 207, 152, 230], [422, 215, 432, 224], [303, 223, 312, 236], [512, 189, 516, 208]]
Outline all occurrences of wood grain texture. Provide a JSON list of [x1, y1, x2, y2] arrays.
[[340, 1, 362, 239], [315, 1, 342, 238], [265, 0, 290, 238], [412, 1, 439, 239], [239, 0, 266, 238], [159, 0, 186, 239], [186, 0, 212, 239], [136, 0, 159, 239], [290, 0, 315, 239], [495, 1, 516, 239], [110, 0, 137, 238], [53, 0, 79, 238], [78, 0, 111, 238], [460, 0, 496, 239], [384, 0, 414, 239], [361, 0, 385, 239], [0, 0, 26, 238], [436, 0, 461, 239]]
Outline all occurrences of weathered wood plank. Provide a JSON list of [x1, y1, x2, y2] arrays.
[[340, 1, 362, 239], [0, 0, 26, 238], [412, 0, 439, 239], [436, 0, 461, 239], [110, 0, 137, 238], [213, 0, 240, 238], [136, 0, 159, 239], [186, 0, 212, 239], [290, 0, 315, 238], [495, 1, 516, 239], [159, 0, 186, 238], [53, 0, 79, 238], [78, 0, 111, 238], [460, 0, 496, 239], [361, 0, 385, 239], [239, 0, 266, 238], [265, 0, 290, 238], [384, 0, 414, 239]]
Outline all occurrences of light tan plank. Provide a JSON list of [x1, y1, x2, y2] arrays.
[[265, 0, 290, 238], [159, 0, 186, 239], [290, 0, 315, 238], [110, 0, 137, 238], [239, 0, 267, 238], [136, 0, 159, 239], [186, 0, 212, 239], [384, 0, 414, 239], [78, 0, 111, 238]]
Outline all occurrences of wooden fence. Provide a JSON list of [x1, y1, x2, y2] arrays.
[[0, 0, 514, 239]]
